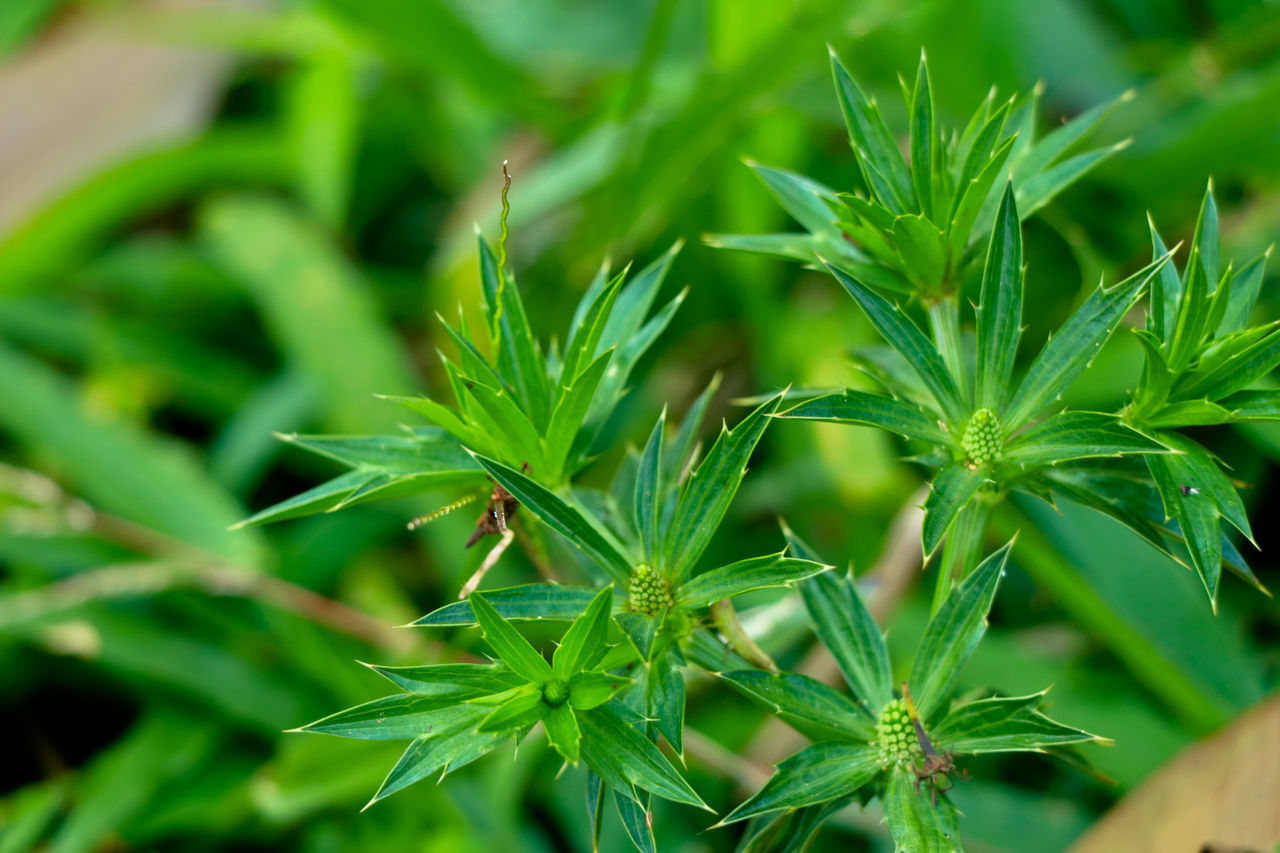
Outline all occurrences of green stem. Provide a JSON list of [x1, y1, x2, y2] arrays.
[[931, 497, 991, 614], [927, 297, 968, 410], [991, 505, 1226, 734]]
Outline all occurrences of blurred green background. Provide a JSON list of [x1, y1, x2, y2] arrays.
[[1, 1, 1278, 851]]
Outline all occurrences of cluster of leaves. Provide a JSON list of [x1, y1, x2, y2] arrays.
[[707, 50, 1130, 300], [780, 184, 1173, 599], [1120, 183, 1277, 602], [721, 532, 1104, 851], [716, 48, 1277, 608], [237, 237, 684, 529], [250, 48, 1276, 853]]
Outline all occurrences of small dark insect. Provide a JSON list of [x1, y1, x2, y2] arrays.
[[1180, 484, 1201, 497], [902, 682, 967, 805], [465, 479, 520, 548]]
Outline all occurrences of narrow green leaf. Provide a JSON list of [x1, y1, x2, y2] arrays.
[[460, 380, 547, 472], [470, 453, 635, 583], [830, 49, 913, 211], [477, 235, 552, 429], [366, 663, 523, 698], [635, 409, 666, 561], [933, 692, 1106, 754], [617, 611, 662, 662], [298, 695, 475, 740], [613, 790, 657, 853], [544, 348, 612, 481], [718, 742, 879, 825], [1218, 251, 1269, 335], [1147, 216, 1181, 339], [893, 214, 948, 291], [1221, 389, 1280, 420], [975, 183, 1023, 410], [599, 241, 682, 355], [720, 670, 875, 741], [908, 540, 1011, 723], [544, 704, 581, 762], [1004, 252, 1171, 428], [1149, 452, 1223, 604], [376, 393, 482, 448], [883, 766, 962, 853], [1167, 247, 1210, 372], [909, 51, 936, 217], [921, 463, 987, 558], [947, 134, 1016, 261], [823, 262, 965, 424], [735, 796, 852, 853], [469, 593, 553, 683], [411, 583, 597, 626], [663, 392, 782, 577], [779, 389, 950, 445], [1189, 181, 1220, 290], [647, 645, 686, 755], [553, 586, 615, 677], [748, 163, 844, 240], [577, 701, 709, 810], [561, 266, 625, 386], [1144, 400, 1234, 428], [1015, 140, 1130, 221], [1003, 412, 1167, 467], [676, 553, 832, 610], [568, 671, 630, 711], [477, 687, 547, 732], [368, 721, 504, 805], [665, 374, 720, 477], [796, 566, 893, 712]]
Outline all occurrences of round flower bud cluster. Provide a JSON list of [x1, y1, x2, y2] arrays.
[[628, 565, 674, 615], [876, 699, 921, 767], [961, 407, 1002, 467], [541, 678, 569, 707]]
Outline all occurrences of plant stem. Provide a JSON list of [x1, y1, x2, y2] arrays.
[[931, 496, 990, 614], [927, 297, 968, 410], [991, 504, 1226, 734]]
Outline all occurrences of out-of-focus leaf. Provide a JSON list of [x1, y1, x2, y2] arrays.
[[0, 340, 260, 564], [198, 193, 414, 433], [795, 563, 892, 713]]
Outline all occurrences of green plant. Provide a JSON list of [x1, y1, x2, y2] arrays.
[[236, 48, 1274, 853], [778, 184, 1174, 605], [719, 531, 1102, 851]]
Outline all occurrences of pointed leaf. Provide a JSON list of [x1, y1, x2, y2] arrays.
[[553, 586, 615, 677], [411, 583, 597, 626], [975, 183, 1023, 409], [298, 695, 478, 741], [367, 711, 502, 804], [823, 262, 965, 424], [921, 462, 987, 558], [647, 645, 686, 754], [663, 393, 782, 577], [830, 50, 912, 211], [720, 670, 875, 741], [933, 692, 1106, 754], [477, 236, 552, 428], [635, 410, 666, 561], [1005, 253, 1171, 428], [578, 700, 709, 810], [1003, 412, 1167, 467], [779, 389, 950, 445], [908, 541, 1011, 723], [366, 663, 523, 697], [543, 704, 581, 762], [883, 766, 963, 853], [719, 742, 879, 825], [797, 567, 893, 712], [569, 671, 631, 711], [477, 686, 547, 732], [676, 553, 833, 610], [909, 52, 936, 217], [470, 453, 635, 583], [544, 348, 612, 480], [470, 593, 553, 682]]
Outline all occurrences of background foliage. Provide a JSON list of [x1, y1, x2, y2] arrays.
[[1, 1, 1278, 851]]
